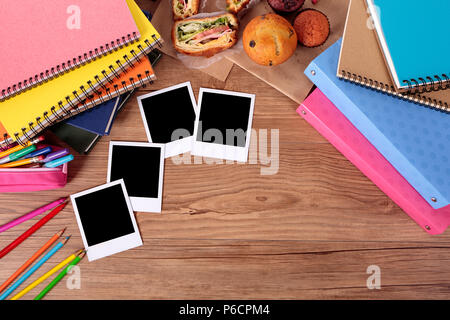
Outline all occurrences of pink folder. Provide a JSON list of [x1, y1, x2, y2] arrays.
[[298, 89, 450, 234], [0, 0, 139, 99]]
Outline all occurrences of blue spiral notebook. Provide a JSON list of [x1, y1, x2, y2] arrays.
[[366, 0, 450, 92], [305, 39, 450, 209]]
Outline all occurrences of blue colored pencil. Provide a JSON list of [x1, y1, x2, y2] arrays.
[[0, 236, 70, 300]]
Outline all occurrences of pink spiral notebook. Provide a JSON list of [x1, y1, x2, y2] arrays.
[[298, 88, 450, 235], [0, 0, 140, 100]]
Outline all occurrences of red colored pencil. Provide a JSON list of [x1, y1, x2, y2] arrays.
[[0, 201, 68, 259]]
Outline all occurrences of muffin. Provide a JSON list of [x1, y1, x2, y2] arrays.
[[243, 14, 297, 66], [267, 0, 304, 14], [293, 9, 330, 47]]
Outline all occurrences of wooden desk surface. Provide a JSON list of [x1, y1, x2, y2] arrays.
[[1, 0, 450, 300]]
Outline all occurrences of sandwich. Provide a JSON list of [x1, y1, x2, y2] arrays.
[[172, 13, 239, 57], [226, 0, 251, 14], [172, 0, 200, 20]]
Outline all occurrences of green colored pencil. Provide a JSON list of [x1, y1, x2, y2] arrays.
[[34, 250, 86, 300]]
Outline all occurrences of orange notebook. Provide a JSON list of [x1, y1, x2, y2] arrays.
[[56, 55, 155, 121], [0, 123, 8, 145]]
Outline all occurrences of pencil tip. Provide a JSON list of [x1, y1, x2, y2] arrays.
[[63, 235, 71, 244], [78, 250, 87, 259], [57, 227, 67, 236]]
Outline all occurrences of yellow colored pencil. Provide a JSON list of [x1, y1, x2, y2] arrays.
[[0, 155, 44, 168], [10, 249, 81, 300]]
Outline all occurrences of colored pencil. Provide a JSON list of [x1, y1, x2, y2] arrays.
[[0, 236, 70, 300], [22, 146, 52, 159], [0, 197, 67, 234], [44, 154, 74, 168], [0, 145, 37, 164], [11, 249, 82, 300], [0, 201, 68, 259], [34, 250, 86, 300], [0, 136, 44, 158], [42, 149, 69, 163], [0, 155, 44, 168], [0, 228, 66, 294]]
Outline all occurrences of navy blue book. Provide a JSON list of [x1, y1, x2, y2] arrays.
[[65, 96, 121, 136]]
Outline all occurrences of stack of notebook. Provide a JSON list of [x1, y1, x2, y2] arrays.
[[50, 90, 134, 155], [51, 45, 163, 155], [0, 0, 163, 151], [299, 0, 450, 234]]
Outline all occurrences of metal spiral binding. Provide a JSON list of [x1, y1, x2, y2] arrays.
[[0, 134, 12, 151], [0, 32, 142, 101], [402, 74, 450, 94], [0, 35, 162, 148], [339, 70, 449, 113]]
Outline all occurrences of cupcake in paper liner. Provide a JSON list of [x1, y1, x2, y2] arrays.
[[267, 0, 305, 15], [293, 8, 330, 48]]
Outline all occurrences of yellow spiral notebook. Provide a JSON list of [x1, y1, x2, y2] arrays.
[[0, 0, 162, 147]]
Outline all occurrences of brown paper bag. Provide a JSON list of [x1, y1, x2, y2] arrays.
[[152, 0, 234, 82], [225, 0, 350, 103]]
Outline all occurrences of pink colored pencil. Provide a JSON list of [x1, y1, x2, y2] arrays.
[[0, 197, 67, 234]]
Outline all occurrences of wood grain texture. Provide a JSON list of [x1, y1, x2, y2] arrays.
[[0, 0, 449, 300]]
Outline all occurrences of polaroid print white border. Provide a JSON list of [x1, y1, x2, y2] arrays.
[[137, 81, 197, 158], [107, 141, 165, 213], [70, 179, 143, 262], [191, 88, 255, 162]]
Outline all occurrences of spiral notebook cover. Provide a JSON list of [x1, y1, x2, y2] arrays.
[[366, 0, 450, 92], [62, 10, 156, 137], [0, 0, 162, 147], [298, 88, 450, 234], [0, 0, 140, 100], [60, 52, 154, 119], [305, 39, 450, 209], [338, 0, 449, 112]]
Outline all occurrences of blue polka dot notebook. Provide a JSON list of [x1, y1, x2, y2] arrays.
[[305, 39, 450, 209]]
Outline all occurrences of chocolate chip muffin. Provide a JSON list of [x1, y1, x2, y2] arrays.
[[243, 14, 298, 66]]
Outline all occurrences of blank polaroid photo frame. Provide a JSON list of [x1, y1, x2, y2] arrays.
[[70, 179, 143, 262], [107, 141, 165, 213], [137, 82, 197, 158], [191, 88, 255, 162]]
